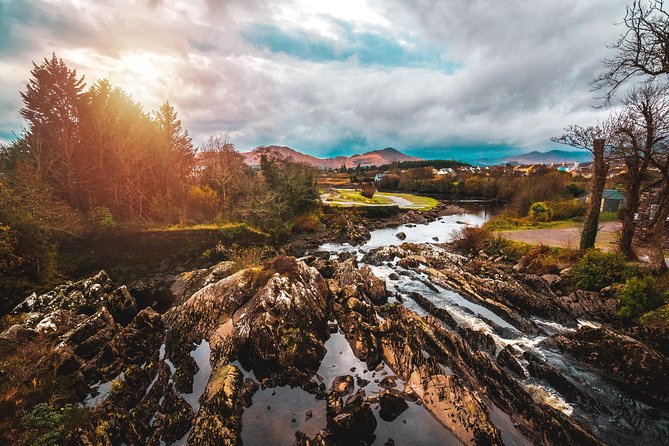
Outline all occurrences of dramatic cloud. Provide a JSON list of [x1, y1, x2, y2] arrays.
[[0, 0, 629, 160]]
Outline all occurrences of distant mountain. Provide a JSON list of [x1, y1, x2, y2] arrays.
[[242, 146, 420, 169], [489, 150, 592, 165]]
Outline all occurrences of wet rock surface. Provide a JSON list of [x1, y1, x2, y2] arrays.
[[2, 212, 668, 445], [546, 327, 669, 404]]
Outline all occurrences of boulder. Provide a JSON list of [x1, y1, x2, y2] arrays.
[[378, 389, 408, 422], [331, 375, 355, 395]]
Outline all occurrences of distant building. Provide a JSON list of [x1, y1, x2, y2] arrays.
[[580, 189, 626, 212], [374, 173, 386, 182], [601, 189, 626, 212]]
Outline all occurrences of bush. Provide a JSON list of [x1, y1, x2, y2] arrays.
[[360, 185, 376, 199], [639, 303, 669, 327], [187, 185, 218, 221], [451, 226, 494, 254], [218, 222, 269, 243], [22, 403, 76, 446], [521, 245, 562, 274], [566, 182, 586, 197], [571, 250, 633, 291], [223, 244, 273, 268], [618, 275, 669, 319], [549, 198, 585, 221], [91, 206, 116, 230], [528, 202, 552, 223], [292, 212, 322, 233]]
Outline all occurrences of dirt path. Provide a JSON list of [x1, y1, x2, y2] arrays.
[[500, 221, 621, 251]]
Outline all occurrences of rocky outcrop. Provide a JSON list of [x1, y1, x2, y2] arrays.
[[557, 290, 619, 322], [327, 389, 377, 444], [547, 327, 669, 404], [379, 304, 603, 446]]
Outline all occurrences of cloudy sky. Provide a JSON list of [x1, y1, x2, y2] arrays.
[[0, 0, 629, 161]]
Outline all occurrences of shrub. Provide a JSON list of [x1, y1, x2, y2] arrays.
[[292, 212, 322, 233], [522, 245, 562, 275], [224, 244, 273, 268], [528, 202, 552, 223], [639, 303, 669, 327], [218, 222, 269, 243], [571, 250, 632, 291], [450, 226, 494, 254], [360, 184, 376, 199], [187, 185, 218, 221], [22, 403, 76, 446], [549, 198, 585, 221], [264, 255, 299, 276], [618, 275, 669, 319], [566, 182, 586, 198], [91, 206, 116, 229]]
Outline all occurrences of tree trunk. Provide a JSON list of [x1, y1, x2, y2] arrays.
[[619, 159, 644, 256], [580, 139, 608, 250], [647, 181, 669, 272]]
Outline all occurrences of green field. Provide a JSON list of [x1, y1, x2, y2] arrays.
[[322, 189, 438, 210]]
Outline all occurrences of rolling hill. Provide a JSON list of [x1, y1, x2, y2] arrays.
[[489, 150, 591, 165], [242, 146, 420, 169]]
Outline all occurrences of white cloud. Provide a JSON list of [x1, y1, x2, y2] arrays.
[[0, 0, 630, 160]]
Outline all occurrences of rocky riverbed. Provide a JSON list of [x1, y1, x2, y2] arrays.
[[1, 207, 667, 445]]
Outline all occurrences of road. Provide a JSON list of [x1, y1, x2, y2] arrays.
[[500, 221, 622, 251]]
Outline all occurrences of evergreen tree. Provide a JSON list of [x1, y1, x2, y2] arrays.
[[20, 53, 86, 204]]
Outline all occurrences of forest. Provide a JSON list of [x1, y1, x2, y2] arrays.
[[0, 55, 320, 297]]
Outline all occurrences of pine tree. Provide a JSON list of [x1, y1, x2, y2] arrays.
[[20, 53, 86, 204]]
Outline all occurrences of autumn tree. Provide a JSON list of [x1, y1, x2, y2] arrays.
[[153, 101, 194, 222], [197, 136, 251, 218]]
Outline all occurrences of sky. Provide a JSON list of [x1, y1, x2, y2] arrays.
[[0, 0, 630, 161]]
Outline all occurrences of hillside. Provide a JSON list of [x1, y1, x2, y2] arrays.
[[492, 150, 591, 165], [242, 146, 420, 169]]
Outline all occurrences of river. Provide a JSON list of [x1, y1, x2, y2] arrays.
[[295, 203, 667, 446]]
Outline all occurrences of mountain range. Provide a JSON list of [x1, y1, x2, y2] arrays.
[[485, 150, 592, 165], [242, 146, 420, 169]]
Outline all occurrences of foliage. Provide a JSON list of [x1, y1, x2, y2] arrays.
[[217, 222, 269, 243], [0, 170, 82, 283], [566, 182, 586, 197], [360, 184, 376, 199], [571, 250, 634, 291], [22, 403, 77, 446], [618, 275, 669, 320], [224, 244, 274, 268], [528, 202, 552, 223], [90, 206, 115, 230], [186, 185, 218, 222], [639, 303, 669, 327], [377, 173, 400, 189], [291, 211, 322, 233], [549, 198, 585, 220], [450, 226, 495, 254]]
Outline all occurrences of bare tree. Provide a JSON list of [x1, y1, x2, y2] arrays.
[[614, 82, 669, 255], [594, 0, 669, 102], [552, 122, 614, 250]]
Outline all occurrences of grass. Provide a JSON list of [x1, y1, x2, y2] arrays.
[[322, 189, 438, 210], [376, 192, 439, 210], [327, 189, 395, 205]]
